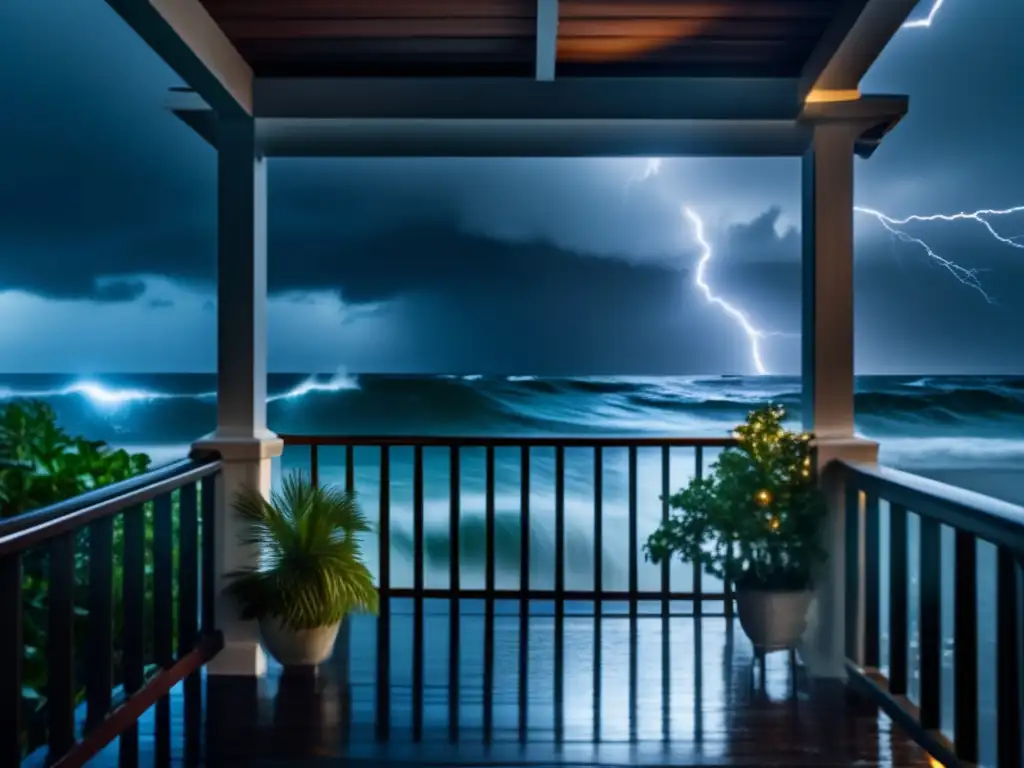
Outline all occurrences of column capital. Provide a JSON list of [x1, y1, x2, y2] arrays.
[[812, 436, 879, 466], [800, 94, 908, 128], [191, 431, 283, 462], [801, 94, 908, 158]]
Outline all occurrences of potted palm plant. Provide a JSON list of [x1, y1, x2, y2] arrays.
[[224, 471, 378, 667], [645, 405, 827, 652]]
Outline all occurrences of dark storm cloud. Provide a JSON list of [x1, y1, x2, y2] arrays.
[[2, 0, 1024, 373], [93, 278, 146, 303], [723, 207, 800, 262]]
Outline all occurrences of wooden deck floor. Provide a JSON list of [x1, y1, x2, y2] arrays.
[[62, 602, 933, 767]]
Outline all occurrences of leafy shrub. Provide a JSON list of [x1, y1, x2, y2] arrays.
[[0, 401, 155, 754], [0, 401, 150, 517], [644, 405, 827, 590]]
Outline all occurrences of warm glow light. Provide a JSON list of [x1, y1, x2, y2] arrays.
[[755, 489, 773, 506], [769, 516, 780, 531], [805, 88, 861, 104], [928, 758, 945, 768]]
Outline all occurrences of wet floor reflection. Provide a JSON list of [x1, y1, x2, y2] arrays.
[[69, 601, 933, 767]]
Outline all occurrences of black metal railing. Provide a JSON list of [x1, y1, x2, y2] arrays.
[[279, 434, 736, 742], [0, 457, 222, 767], [838, 460, 1024, 768]]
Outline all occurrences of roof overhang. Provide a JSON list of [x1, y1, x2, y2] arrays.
[[104, 0, 252, 116], [168, 80, 906, 158], [145, 0, 919, 157]]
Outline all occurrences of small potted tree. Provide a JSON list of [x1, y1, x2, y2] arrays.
[[225, 471, 378, 667], [645, 405, 827, 652]]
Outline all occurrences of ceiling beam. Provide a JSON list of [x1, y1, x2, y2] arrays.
[[535, 0, 559, 81], [800, 0, 920, 94], [170, 92, 908, 159], [105, 0, 253, 116], [255, 118, 813, 158], [253, 77, 804, 122]]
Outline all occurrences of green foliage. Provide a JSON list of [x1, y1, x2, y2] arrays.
[[224, 472, 379, 631], [0, 401, 151, 518], [0, 401, 155, 754], [645, 405, 827, 590]]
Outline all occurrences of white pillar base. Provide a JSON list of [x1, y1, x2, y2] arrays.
[[799, 436, 879, 680], [193, 431, 284, 677]]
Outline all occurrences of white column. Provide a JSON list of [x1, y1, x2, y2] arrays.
[[800, 121, 879, 680], [193, 114, 282, 677]]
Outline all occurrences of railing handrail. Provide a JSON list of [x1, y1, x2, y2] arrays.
[[279, 434, 738, 448], [0, 458, 220, 557], [837, 459, 1024, 557], [0, 457, 204, 538]]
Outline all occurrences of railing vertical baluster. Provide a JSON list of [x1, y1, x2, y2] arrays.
[[483, 444, 495, 741], [997, 548, 1023, 768], [412, 445, 425, 743], [344, 444, 354, 494], [0, 553, 22, 767], [376, 446, 391, 742], [121, 504, 146, 765], [154, 493, 174, 667], [153, 492, 174, 764], [178, 482, 199, 657], [594, 446, 603, 599], [888, 503, 909, 694], [554, 445, 565, 741], [660, 445, 671, 742], [310, 444, 319, 487], [844, 485, 861, 663], [863, 492, 881, 668], [85, 516, 114, 731], [593, 445, 603, 739], [181, 482, 201, 767], [953, 530, 978, 763], [628, 446, 638, 616], [693, 446, 703, 616], [485, 445, 496, 599], [47, 532, 76, 759], [918, 515, 941, 730], [448, 445, 461, 742], [627, 445, 638, 739], [519, 445, 531, 742], [660, 446, 670, 617], [200, 478, 216, 634]]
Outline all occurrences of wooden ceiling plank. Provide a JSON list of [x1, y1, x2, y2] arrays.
[[558, 0, 839, 19], [202, 0, 536, 20], [237, 37, 535, 57], [558, 18, 826, 37], [219, 18, 537, 39]]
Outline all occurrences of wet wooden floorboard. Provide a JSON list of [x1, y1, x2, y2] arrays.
[[56, 603, 933, 766]]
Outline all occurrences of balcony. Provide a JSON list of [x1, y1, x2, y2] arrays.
[[4, 434, 1020, 767]]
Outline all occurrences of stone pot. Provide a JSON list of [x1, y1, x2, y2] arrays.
[[259, 616, 341, 667], [735, 588, 813, 653]]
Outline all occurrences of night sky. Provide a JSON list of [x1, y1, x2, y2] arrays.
[[1, 0, 1022, 376]]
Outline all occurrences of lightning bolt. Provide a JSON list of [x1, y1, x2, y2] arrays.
[[623, 158, 663, 200], [855, 205, 1024, 303], [623, 158, 776, 374], [684, 207, 771, 375], [901, 0, 945, 28]]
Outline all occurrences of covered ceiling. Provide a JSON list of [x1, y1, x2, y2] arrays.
[[197, 0, 844, 78]]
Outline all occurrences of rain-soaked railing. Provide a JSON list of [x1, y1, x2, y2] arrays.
[[838, 460, 1024, 768], [278, 434, 736, 741]]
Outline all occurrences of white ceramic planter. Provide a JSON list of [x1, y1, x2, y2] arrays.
[[259, 616, 341, 667], [735, 589, 813, 652]]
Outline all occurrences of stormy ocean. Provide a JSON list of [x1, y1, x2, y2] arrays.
[[3, 372, 1021, 585], [3, 372, 1017, 754]]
